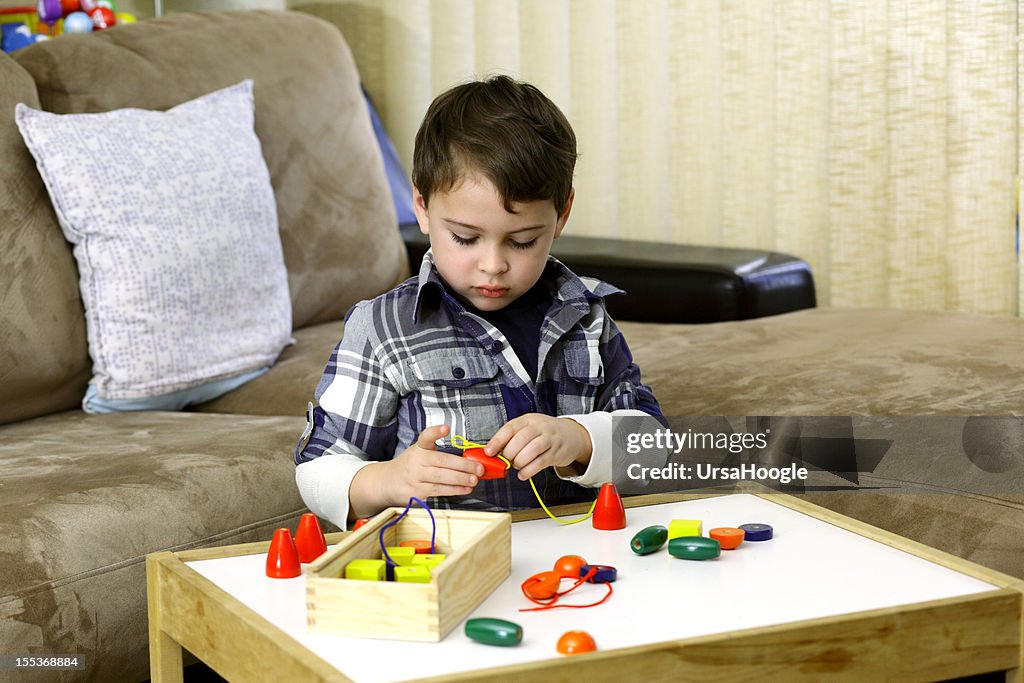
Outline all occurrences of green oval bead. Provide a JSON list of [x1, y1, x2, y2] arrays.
[[465, 617, 523, 646], [630, 525, 668, 555], [668, 536, 721, 560]]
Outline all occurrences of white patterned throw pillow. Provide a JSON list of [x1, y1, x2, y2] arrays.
[[16, 80, 292, 412]]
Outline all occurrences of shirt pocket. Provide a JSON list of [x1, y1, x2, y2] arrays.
[[557, 339, 604, 415], [563, 340, 604, 386], [407, 350, 503, 441], [408, 350, 500, 388]]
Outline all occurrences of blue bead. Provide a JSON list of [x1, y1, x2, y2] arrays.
[[739, 523, 773, 541], [580, 564, 617, 583]]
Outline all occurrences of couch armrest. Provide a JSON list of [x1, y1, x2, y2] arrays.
[[399, 224, 816, 324]]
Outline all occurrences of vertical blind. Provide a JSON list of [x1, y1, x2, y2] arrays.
[[292, 0, 1019, 316]]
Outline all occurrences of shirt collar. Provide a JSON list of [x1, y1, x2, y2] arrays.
[[412, 249, 623, 323]]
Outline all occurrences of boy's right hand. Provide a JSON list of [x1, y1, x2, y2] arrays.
[[351, 425, 484, 518]]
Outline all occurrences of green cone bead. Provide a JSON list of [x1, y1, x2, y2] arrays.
[[668, 536, 721, 560], [630, 525, 669, 555], [465, 618, 523, 646]]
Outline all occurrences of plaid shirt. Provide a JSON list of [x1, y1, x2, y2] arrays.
[[294, 251, 661, 523]]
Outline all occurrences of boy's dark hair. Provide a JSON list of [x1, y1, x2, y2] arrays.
[[412, 75, 577, 214]]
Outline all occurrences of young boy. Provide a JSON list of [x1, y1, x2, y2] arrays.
[[294, 76, 661, 528]]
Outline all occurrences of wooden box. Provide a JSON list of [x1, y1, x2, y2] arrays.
[[305, 508, 511, 642]]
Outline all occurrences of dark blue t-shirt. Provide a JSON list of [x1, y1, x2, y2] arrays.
[[472, 281, 552, 382]]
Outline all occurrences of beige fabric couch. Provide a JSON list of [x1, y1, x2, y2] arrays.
[[0, 11, 407, 682], [2, 9, 1023, 683]]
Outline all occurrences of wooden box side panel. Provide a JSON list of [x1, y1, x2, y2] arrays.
[[394, 510, 499, 556], [307, 510, 512, 642], [310, 509, 402, 578], [436, 514, 512, 638], [307, 577, 441, 641]]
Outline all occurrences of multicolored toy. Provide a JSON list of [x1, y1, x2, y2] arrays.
[[1, 0, 134, 51]]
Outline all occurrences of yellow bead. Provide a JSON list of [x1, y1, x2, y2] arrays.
[[668, 519, 702, 540], [394, 565, 431, 583], [384, 547, 416, 566], [344, 559, 385, 581], [412, 554, 445, 570]]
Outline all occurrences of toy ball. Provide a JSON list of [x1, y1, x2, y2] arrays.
[[37, 0, 63, 24], [59, 0, 78, 15], [63, 11, 93, 33], [96, 0, 116, 9], [90, 6, 115, 29], [115, 12, 135, 24], [79, 0, 98, 12]]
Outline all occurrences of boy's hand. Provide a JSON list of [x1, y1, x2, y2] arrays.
[[485, 414, 593, 481], [381, 424, 484, 503], [348, 425, 484, 520]]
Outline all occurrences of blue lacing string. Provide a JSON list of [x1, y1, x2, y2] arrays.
[[379, 497, 436, 567]]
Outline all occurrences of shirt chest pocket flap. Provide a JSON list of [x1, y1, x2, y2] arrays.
[[408, 350, 501, 389], [563, 339, 604, 386]]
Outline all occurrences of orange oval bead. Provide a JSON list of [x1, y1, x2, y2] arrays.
[[522, 571, 561, 600]]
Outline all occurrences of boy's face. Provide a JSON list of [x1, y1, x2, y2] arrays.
[[414, 175, 573, 312]]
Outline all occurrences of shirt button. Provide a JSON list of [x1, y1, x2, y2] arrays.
[[489, 341, 503, 353], [452, 366, 466, 379]]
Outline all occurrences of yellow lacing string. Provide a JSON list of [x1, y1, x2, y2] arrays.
[[451, 435, 596, 525]]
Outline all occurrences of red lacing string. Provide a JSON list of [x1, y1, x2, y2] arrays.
[[519, 566, 614, 612]]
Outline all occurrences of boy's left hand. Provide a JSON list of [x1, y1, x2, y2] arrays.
[[485, 414, 592, 481]]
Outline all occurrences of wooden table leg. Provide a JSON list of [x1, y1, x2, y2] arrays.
[[147, 552, 184, 683]]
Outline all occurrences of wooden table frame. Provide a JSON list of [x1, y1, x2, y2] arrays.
[[147, 492, 1024, 682]]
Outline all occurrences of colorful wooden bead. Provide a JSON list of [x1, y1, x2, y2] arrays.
[[557, 630, 597, 655], [739, 523, 774, 541], [668, 536, 721, 560], [630, 525, 668, 555], [668, 519, 703, 540], [400, 539, 434, 554], [384, 546, 416, 566], [465, 617, 523, 646], [463, 448, 507, 480], [709, 527, 745, 550], [580, 564, 617, 583], [553, 554, 587, 579], [344, 558, 385, 581], [522, 570, 561, 600], [411, 553, 446, 570], [394, 565, 431, 584]]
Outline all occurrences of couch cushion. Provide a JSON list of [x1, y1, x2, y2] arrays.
[[195, 319, 345, 417], [621, 307, 1024, 416], [0, 410, 311, 683], [619, 307, 1024, 579], [0, 51, 90, 425], [17, 80, 293, 408], [14, 9, 409, 331]]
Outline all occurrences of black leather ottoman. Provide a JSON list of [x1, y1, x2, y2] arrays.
[[400, 224, 816, 324]]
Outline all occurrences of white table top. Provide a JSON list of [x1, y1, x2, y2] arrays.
[[187, 494, 996, 683]]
